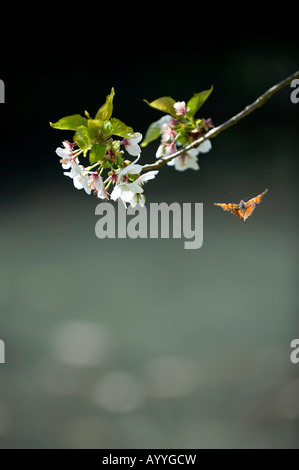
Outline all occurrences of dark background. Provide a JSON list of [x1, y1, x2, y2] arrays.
[[0, 33, 298, 448]]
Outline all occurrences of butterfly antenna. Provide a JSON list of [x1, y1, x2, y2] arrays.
[[244, 192, 255, 202]]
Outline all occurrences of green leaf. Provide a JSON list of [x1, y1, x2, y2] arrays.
[[141, 119, 162, 147], [144, 96, 177, 117], [50, 114, 88, 130], [88, 119, 103, 138], [101, 118, 133, 139], [186, 86, 213, 117], [101, 159, 114, 170], [89, 142, 107, 165], [95, 87, 115, 121], [74, 126, 93, 156]]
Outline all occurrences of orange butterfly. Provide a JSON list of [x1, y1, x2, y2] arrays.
[[214, 189, 268, 223]]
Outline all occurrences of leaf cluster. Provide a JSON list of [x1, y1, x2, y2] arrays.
[[142, 86, 213, 148], [50, 88, 134, 167]]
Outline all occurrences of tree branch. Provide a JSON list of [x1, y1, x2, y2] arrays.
[[142, 70, 299, 172]]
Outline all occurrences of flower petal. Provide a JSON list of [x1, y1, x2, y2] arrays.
[[56, 147, 69, 158], [197, 139, 212, 153], [137, 170, 159, 184]]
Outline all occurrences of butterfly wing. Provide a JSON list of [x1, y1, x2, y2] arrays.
[[214, 203, 244, 220], [242, 204, 257, 222], [230, 208, 245, 221], [242, 189, 268, 222], [214, 203, 239, 212], [245, 189, 268, 206], [214, 203, 247, 221]]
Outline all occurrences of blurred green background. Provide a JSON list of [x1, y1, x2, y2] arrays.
[[0, 35, 298, 448]]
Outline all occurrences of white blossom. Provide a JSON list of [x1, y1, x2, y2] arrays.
[[88, 173, 107, 199], [168, 150, 200, 172], [156, 142, 177, 159], [137, 171, 159, 184], [130, 193, 146, 208], [167, 139, 212, 171], [116, 155, 143, 182], [111, 170, 158, 207], [161, 122, 175, 142], [110, 181, 143, 207], [63, 162, 91, 194], [174, 101, 187, 116], [196, 139, 212, 153], [156, 144, 164, 159], [121, 132, 143, 156], [55, 141, 78, 169], [157, 115, 174, 128]]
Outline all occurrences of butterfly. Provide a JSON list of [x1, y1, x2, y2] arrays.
[[214, 189, 268, 223]]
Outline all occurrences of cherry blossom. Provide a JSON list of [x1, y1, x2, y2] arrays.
[[111, 171, 158, 207], [120, 132, 143, 156], [88, 173, 107, 199], [174, 101, 187, 116], [116, 155, 143, 182], [55, 141, 79, 169], [63, 162, 91, 194]]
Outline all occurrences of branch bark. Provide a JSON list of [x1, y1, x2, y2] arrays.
[[142, 70, 299, 172]]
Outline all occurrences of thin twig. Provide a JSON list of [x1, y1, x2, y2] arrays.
[[142, 70, 299, 172]]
